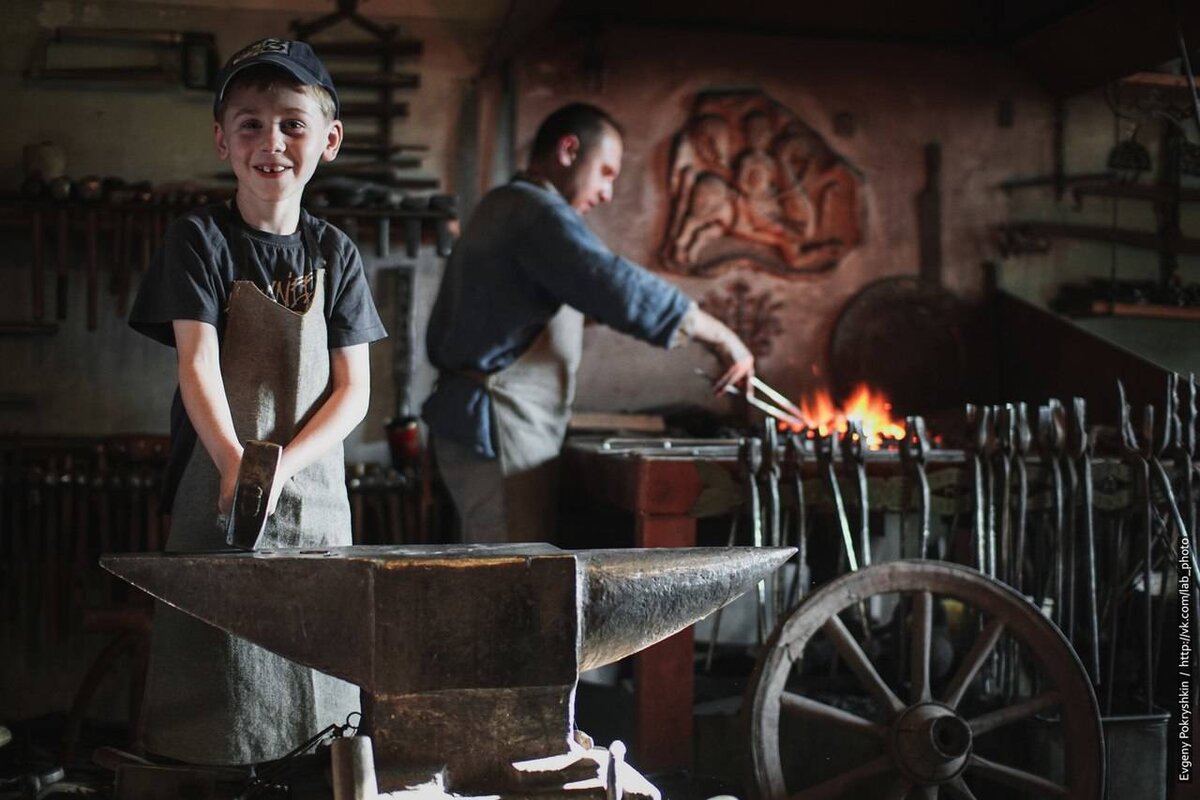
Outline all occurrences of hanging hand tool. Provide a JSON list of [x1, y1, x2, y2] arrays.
[[982, 406, 1000, 580], [695, 438, 767, 656], [1103, 515, 1125, 714], [1171, 374, 1198, 569], [784, 431, 809, 609], [743, 437, 767, 644], [760, 421, 784, 626], [898, 416, 931, 559], [1146, 376, 1199, 691], [994, 404, 1015, 587], [1116, 380, 1154, 713], [816, 432, 858, 574], [1068, 397, 1101, 685], [1035, 403, 1066, 624], [1061, 408, 1080, 647], [840, 419, 871, 571], [224, 440, 283, 550], [1002, 403, 1032, 699], [1012, 402, 1031, 597], [703, 506, 740, 672], [965, 404, 990, 572], [430, 194, 458, 256], [704, 438, 759, 669], [376, 213, 391, 259], [399, 195, 424, 257]]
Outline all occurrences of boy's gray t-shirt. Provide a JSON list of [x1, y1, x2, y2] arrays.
[[129, 202, 386, 508]]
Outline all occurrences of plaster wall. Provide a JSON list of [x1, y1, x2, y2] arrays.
[[515, 26, 1056, 415]]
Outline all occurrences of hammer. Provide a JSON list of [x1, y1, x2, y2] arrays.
[[224, 440, 283, 550]]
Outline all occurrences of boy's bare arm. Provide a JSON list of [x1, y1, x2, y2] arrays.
[[173, 319, 244, 514], [269, 343, 370, 513]]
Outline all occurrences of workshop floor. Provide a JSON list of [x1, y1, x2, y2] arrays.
[[3, 685, 752, 800]]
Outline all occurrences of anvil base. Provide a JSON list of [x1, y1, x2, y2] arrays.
[[368, 686, 575, 792], [379, 740, 659, 800]]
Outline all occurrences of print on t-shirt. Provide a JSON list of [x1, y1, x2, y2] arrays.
[[272, 270, 316, 312]]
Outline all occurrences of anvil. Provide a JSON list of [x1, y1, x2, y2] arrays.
[[102, 544, 792, 794]]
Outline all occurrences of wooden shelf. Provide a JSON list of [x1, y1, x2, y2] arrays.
[[0, 321, 59, 335], [998, 172, 1113, 192], [340, 101, 409, 118], [1119, 72, 1194, 91], [1073, 184, 1200, 203], [1089, 301, 1200, 320], [330, 72, 420, 89], [1003, 221, 1200, 255], [311, 39, 423, 58]]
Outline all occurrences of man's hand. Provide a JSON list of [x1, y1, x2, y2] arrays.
[[679, 306, 756, 397], [714, 347, 755, 398]]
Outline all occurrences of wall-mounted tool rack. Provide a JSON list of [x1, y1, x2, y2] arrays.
[[26, 27, 217, 90], [0, 193, 454, 333], [292, 0, 431, 177]]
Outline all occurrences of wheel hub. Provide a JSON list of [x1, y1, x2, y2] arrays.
[[889, 702, 972, 785]]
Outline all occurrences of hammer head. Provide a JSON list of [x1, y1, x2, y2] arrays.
[[225, 440, 282, 550]]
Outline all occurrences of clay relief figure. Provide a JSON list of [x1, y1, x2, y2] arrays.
[[661, 91, 864, 277]]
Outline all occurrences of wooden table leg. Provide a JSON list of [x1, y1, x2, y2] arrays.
[[632, 512, 696, 773]]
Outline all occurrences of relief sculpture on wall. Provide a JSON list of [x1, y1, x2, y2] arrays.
[[660, 90, 864, 277]]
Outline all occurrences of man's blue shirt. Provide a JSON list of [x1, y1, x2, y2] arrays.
[[423, 178, 693, 458]]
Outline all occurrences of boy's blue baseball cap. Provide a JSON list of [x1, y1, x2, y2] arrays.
[[214, 38, 340, 119]]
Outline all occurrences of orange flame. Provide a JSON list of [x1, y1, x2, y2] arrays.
[[788, 384, 906, 448]]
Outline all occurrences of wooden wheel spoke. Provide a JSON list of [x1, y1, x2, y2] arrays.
[[940, 617, 1005, 709], [911, 590, 933, 703], [780, 691, 886, 739], [944, 776, 978, 800], [823, 614, 905, 714], [792, 753, 893, 800], [968, 690, 1061, 737], [967, 754, 1067, 797]]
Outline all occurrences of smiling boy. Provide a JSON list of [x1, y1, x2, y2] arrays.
[[128, 39, 386, 765]]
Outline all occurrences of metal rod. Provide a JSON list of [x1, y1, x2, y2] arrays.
[[751, 375, 806, 422]]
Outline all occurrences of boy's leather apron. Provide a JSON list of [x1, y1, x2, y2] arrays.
[[142, 231, 359, 765], [439, 305, 583, 544]]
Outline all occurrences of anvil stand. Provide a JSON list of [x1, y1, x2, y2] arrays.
[[101, 544, 793, 798]]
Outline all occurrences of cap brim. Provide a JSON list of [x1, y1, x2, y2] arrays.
[[214, 54, 339, 119]]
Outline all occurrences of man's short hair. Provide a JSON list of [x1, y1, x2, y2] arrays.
[[530, 103, 623, 161], [215, 64, 338, 123]]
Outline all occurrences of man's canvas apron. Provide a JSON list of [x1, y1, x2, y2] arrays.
[[141, 230, 359, 765], [437, 305, 583, 544], [486, 305, 584, 542]]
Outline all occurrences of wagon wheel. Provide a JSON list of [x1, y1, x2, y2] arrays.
[[746, 560, 1103, 799]]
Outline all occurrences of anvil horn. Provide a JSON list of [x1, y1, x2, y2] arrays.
[[576, 546, 794, 671]]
